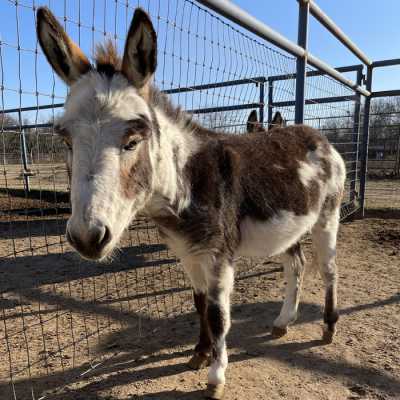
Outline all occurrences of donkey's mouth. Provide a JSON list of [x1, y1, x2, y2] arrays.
[[66, 227, 113, 261]]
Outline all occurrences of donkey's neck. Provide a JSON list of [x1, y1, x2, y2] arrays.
[[146, 107, 199, 217]]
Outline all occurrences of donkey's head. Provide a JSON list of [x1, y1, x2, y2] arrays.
[[37, 7, 158, 260]]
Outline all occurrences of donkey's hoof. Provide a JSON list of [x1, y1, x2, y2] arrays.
[[271, 326, 288, 338], [188, 353, 210, 370], [322, 329, 335, 344], [205, 383, 225, 399]]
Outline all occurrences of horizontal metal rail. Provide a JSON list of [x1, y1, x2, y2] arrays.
[[371, 58, 400, 68], [307, 54, 369, 96], [188, 103, 261, 114], [195, 0, 370, 97], [268, 64, 363, 82], [0, 103, 64, 114], [2, 123, 53, 131], [163, 77, 266, 94], [271, 94, 357, 108], [307, 0, 371, 66], [371, 89, 400, 98]]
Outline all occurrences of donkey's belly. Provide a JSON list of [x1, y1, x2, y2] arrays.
[[236, 211, 318, 258]]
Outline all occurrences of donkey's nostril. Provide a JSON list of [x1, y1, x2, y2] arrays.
[[90, 225, 112, 249], [66, 223, 112, 259], [99, 225, 112, 248], [66, 228, 77, 247]]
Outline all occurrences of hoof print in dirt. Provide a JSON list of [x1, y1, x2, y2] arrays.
[[188, 353, 211, 370], [205, 383, 225, 399], [271, 326, 288, 338]]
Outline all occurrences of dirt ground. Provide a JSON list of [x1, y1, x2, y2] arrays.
[[1, 214, 399, 400]]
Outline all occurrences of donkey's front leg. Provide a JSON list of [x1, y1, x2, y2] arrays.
[[205, 260, 234, 400], [188, 291, 212, 370]]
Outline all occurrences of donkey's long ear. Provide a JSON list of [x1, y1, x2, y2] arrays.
[[270, 112, 284, 128], [121, 8, 157, 90], [247, 110, 262, 133], [36, 7, 91, 85]]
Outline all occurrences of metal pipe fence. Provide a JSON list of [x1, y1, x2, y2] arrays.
[[0, 0, 399, 399]]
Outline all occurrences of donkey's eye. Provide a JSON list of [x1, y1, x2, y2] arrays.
[[123, 138, 140, 151]]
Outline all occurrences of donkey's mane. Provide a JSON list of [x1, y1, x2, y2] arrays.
[[95, 41, 122, 75], [95, 41, 196, 131]]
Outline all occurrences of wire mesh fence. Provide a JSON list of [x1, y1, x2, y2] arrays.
[[1, 0, 398, 399], [0, 1, 296, 398], [364, 97, 400, 211], [268, 66, 363, 218]]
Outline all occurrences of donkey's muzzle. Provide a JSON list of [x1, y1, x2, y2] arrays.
[[67, 224, 112, 260]]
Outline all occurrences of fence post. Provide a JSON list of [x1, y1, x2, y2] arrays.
[[350, 67, 363, 202], [359, 66, 373, 217], [18, 110, 30, 192], [267, 78, 273, 127], [396, 127, 400, 177], [295, 0, 309, 124], [259, 81, 265, 125]]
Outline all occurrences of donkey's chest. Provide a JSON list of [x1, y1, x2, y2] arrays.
[[236, 211, 319, 257]]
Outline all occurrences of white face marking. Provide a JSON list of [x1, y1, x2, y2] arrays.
[[59, 72, 152, 259]]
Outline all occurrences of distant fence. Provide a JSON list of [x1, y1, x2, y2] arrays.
[[1, 0, 400, 399]]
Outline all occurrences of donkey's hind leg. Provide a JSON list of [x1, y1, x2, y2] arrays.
[[272, 242, 306, 337], [312, 197, 341, 343], [188, 291, 212, 370]]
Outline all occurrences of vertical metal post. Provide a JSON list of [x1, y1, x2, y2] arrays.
[[359, 66, 373, 217], [349, 67, 363, 202], [295, 0, 309, 124], [267, 78, 273, 127], [18, 110, 30, 192], [395, 128, 400, 177], [259, 81, 265, 125]]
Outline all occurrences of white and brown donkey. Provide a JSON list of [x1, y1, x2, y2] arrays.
[[37, 7, 346, 399]]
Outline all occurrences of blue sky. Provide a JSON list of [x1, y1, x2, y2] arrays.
[[235, 0, 400, 92], [1, 0, 400, 122]]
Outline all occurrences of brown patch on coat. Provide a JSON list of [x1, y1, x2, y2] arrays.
[[120, 142, 152, 199], [193, 292, 212, 355], [207, 302, 224, 339], [154, 124, 337, 255], [324, 287, 339, 331]]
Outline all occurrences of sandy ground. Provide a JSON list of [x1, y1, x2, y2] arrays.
[[0, 214, 399, 400]]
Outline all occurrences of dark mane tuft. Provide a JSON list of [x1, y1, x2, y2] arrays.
[[95, 40, 121, 76]]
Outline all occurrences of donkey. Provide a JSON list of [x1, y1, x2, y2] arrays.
[[246, 110, 285, 133], [37, 7, 346, 399]]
